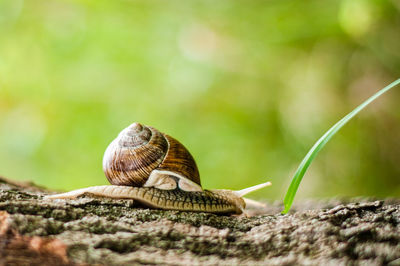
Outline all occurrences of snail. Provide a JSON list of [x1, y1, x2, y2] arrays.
[[45, 123, 271, 214]]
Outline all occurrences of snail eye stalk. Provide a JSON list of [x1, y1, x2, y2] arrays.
[[233, 181, 272, 197]]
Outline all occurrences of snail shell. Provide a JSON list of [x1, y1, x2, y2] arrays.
[[102, 122, 202, 192]]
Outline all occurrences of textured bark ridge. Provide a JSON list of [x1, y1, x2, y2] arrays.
[[0, 177, 399, 266]]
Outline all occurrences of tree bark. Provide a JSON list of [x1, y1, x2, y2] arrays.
[[0, 176, 399, 266]]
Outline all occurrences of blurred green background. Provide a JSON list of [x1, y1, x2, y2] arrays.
[[0, 0, 399, 201]]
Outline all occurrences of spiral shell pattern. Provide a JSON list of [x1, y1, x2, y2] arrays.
[[102, 123, 201, 188]]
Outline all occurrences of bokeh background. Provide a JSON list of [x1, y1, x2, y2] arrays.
[[0, 0, 399, 201]]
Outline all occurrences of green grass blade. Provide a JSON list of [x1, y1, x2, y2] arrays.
[[282, 78, 400, 214]]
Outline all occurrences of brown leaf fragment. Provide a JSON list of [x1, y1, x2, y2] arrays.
[[0, 210, 76, 266]]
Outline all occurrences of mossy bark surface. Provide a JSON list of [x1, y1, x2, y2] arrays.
[[0, 177, 399, 265]]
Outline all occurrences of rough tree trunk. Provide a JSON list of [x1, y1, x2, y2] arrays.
[[0, 177, 399, 266]]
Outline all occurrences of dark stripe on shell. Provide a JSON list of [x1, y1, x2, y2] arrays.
[[156, 134, 201, 187]]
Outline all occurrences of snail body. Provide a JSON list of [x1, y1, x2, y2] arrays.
[[45, 123, 271, 214]]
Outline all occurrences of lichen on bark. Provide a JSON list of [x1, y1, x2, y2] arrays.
[[0, 177, 399, 265]]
